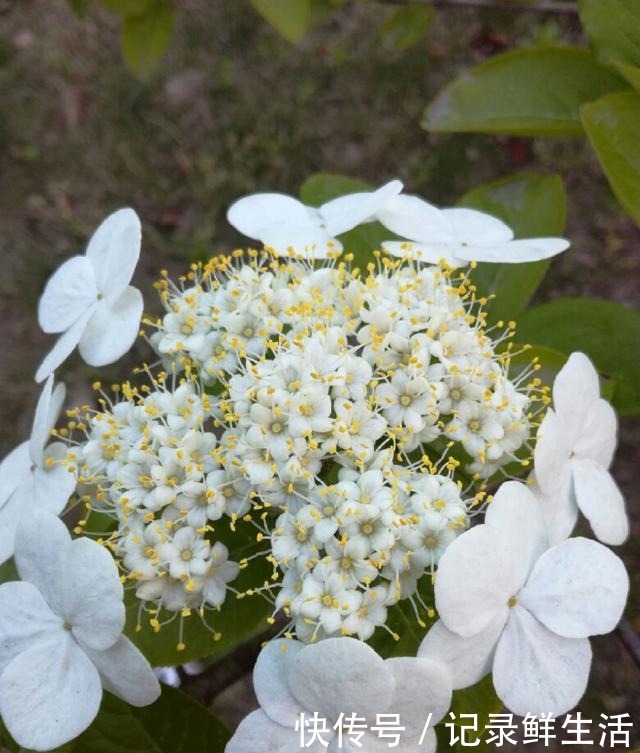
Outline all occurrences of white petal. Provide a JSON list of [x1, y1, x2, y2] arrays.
[[37, 255, 98, 334], [382, 241, 463, 266], [85, 208, 141, 301], [572, 459, 629, 545], [35, 308, 94, 383], [553, 352, 601, 423], [0, 495, 24, 565], [253, 639, 305, 727], [376, 194, 452, 244], [14, 508, 70, 614], [573, 399, 617, 469], [320, 179, 403, 237], [30, 377, 65, 466], [484, 481, 548, 582], [227, 193, 312, 239], [418, 615, 505, 690], [360, 728, 434, 753], [442, 207, 514, 244], [0, 634, 102, 751], [0, 581, 63, 672], [289, 638, 394, 723], [493, 606, 591, 717], [78, 286, 143, 367], [434, 524, 516, 638], [520, 537, 628, 639], [531, 477, 577, 546], [226, 709, 320, 753], [259, 225, 341, 259], [0, 441, 31, 507], [458, 237, 568, 263], [385, 656, 452, 733], [533, 409, 572, 496], [32, 461, 76, 515], [0, 464, 73, 565], [83, 635, 160, 706], [63, 537, 125, 651]]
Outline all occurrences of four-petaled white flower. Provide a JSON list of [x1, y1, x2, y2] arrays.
[[377, 194, 569, 267], [0, 375, 75, 564], [226, 181, 403, 259], [226, 638, 452, 753], [534, 352, 629, 546], [0, 510, 159, 751], [419, 481, 628, 716], [35, 208, 144, 382]]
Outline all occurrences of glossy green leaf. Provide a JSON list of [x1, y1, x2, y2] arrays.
[[579, 0, 640, 69], [98, 0, 154, 14], [381, 5, 435, 50], [300, 173, 391, 269], [581, 91, 640, 227], [1, 689, 230, 753], [251, 0, 311, 43], [458, 173, 567, 323], [423, 47, 626, 137], [125, 518, 272, 666], [121, 0, 176, 78], [506, 343, 568, 392], [516, 297, 640, 415]]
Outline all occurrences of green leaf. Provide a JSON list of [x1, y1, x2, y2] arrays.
[[299, 173, 390, 269], [125, 518, 272, 666], [98, 0, 154, 14], [581, 91, 640, 227], [458, 173, 567, 323], [121, 0, 176, 78], [516, 297, 640, 415], [423, 47, 627, 137], [68, 0, 93, 16], [381, 5, 435, 50], [0, 556, 19, 584], [617, 63, 640, 92], [2, 689, 230, 753], [579, 0, 640, 69], [250, 0, 311, 43]]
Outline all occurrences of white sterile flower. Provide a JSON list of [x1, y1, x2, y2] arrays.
[[0, 375, 75, 564], [534, 352, 629, 546], [377, 194, 569, 267], [226, 638, 452, 753], [0, 510, 159, 751], [35, 209, 143, 382], [419, 481, 629, 717], [226, 180, 403, 259]]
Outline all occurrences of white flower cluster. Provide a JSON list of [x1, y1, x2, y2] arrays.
[[104, 250, 537, 640], [74, 381, 242, 621]]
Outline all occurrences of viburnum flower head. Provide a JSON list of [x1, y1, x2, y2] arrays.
[[226, 180, 403, 258], [0, 510, 159, 751], [419, 481, 629, 716], [226, 638, 452, 753], [534, 351, 629, 545], [376, 194, 569, 266], [0, 374, 75, 564], [35, 208, 143, 382]]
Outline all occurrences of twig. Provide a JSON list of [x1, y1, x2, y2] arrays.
[[616, 619, 640, 672], [377, 0, 578, 14]]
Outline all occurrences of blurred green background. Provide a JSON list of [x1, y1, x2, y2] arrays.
[[0, 0, 638, 747]]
